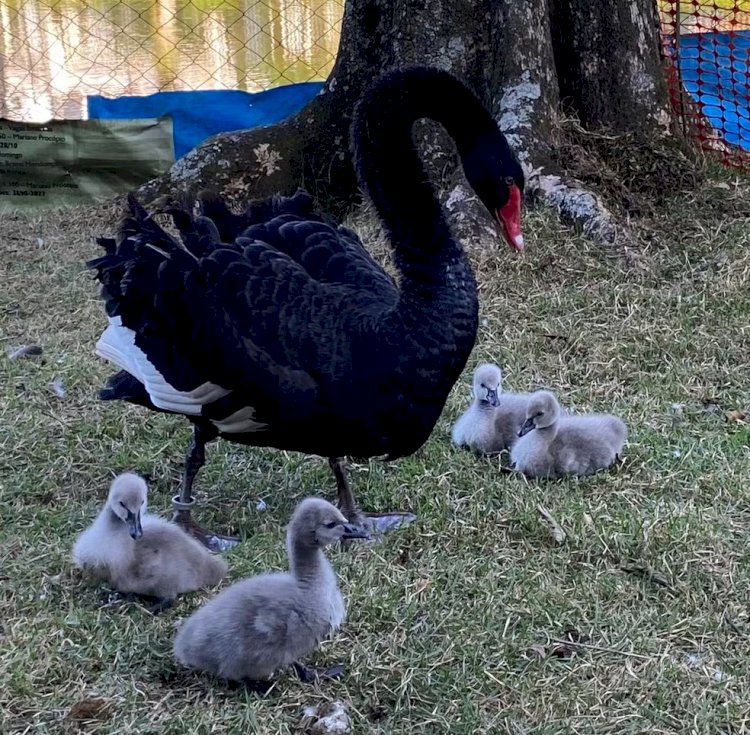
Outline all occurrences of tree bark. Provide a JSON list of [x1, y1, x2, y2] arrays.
[[139, 0, 681, 251], [550, 0, 672, 135]]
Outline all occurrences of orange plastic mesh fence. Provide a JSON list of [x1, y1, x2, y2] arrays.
[[0, 0, 344, 122], [660, 1, 750, 169]]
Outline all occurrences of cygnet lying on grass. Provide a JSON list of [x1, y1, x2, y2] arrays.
[[72, 473, 227, 609], [173, 497, 367, 688], [452, 363, 530, 453], [510, 391, 627, 478]]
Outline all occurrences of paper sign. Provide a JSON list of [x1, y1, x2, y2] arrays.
[[0, 117, 174, 211]]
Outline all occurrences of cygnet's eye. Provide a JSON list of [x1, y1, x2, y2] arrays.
[[536, 411, 544, 418], [325, 521, 338, 529], [119, 501, 127, 509]]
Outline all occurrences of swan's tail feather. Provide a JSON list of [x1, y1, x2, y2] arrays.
[[99, 369, 155, 408], [197, 188, 316, 243]]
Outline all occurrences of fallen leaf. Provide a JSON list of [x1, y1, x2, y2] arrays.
[[525, 643, 547, 659], [413, 578, 432, 595], [537, 504, 566, 544], [7, 344, 43, 360], [726, 409, 747, 424], [406, 577, 433, 603], [66, 697, 111, 721]]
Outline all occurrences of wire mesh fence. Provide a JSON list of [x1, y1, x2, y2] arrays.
[[660, 0, 750, 169], [1, 0, 749, 170], [0, 0, 344, 122]]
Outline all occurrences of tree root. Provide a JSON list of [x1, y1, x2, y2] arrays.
[[526, 168, 641, 264]]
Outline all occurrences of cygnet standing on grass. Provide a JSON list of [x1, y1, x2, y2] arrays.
[[173, 497, 368, 687], [72, 473, 227, 608], [510, 391, 627, 478], [452, 363, 530, 453]]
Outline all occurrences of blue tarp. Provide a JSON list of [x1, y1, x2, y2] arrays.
[[87, 83, 324, 159], [672, 29, 750, 151]]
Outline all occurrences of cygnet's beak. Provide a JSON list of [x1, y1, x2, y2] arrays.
[[518, 417, 536, 437], [486, 388, 500, 407], [127, 510, 143, 540], [341, 522, 370, 540]]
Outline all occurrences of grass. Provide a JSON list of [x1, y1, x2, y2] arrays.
[[1, 170, 750, 735]]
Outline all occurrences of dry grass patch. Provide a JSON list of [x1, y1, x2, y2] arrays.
[[1, 171, 750, 734]]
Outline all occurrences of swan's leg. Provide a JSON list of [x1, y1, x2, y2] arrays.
[[328, 457, 417, 536], [329, 456, 361, 520], [172, 423, 239, 552], [292, 661, 345, 682]]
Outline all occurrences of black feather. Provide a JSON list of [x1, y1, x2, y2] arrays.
[[88, 66, 523, 468]]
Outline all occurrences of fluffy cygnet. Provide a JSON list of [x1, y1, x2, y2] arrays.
[[452, 363, 530, 453], [510, 391, 627, 478], [173, 497, 367, 687], [72, 473, 227, 607]]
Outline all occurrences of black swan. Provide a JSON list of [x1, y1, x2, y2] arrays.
[[87, 66, 525, 550]]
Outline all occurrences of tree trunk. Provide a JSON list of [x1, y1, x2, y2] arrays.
[[550, 0, 671, 134], [140, 0, 684, 250]]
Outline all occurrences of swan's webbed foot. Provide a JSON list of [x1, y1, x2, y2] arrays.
[[350, 510, 417, 536], [293, 661, 345, 683], [328, 457, 417, 540], [172, 498, 240, 553]]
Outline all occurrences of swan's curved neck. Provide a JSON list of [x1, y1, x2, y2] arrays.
[[104, 505, 125, 531], [351, 69, 497, 296], [536, 423, 559, 440], [288, 538, 329, 583]]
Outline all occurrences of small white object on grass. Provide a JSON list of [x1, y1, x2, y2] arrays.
[[301, 701, 351, 735]]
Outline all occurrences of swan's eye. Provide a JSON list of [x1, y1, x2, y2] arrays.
[[325, 521, 338, 529], [504, 176, 515, 187], [119, 501, 127, 509], [536, 411, 544, 418]]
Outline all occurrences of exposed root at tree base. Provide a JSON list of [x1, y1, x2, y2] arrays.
[[509, 121, 710, 263], [551, 121, 706, 216]]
